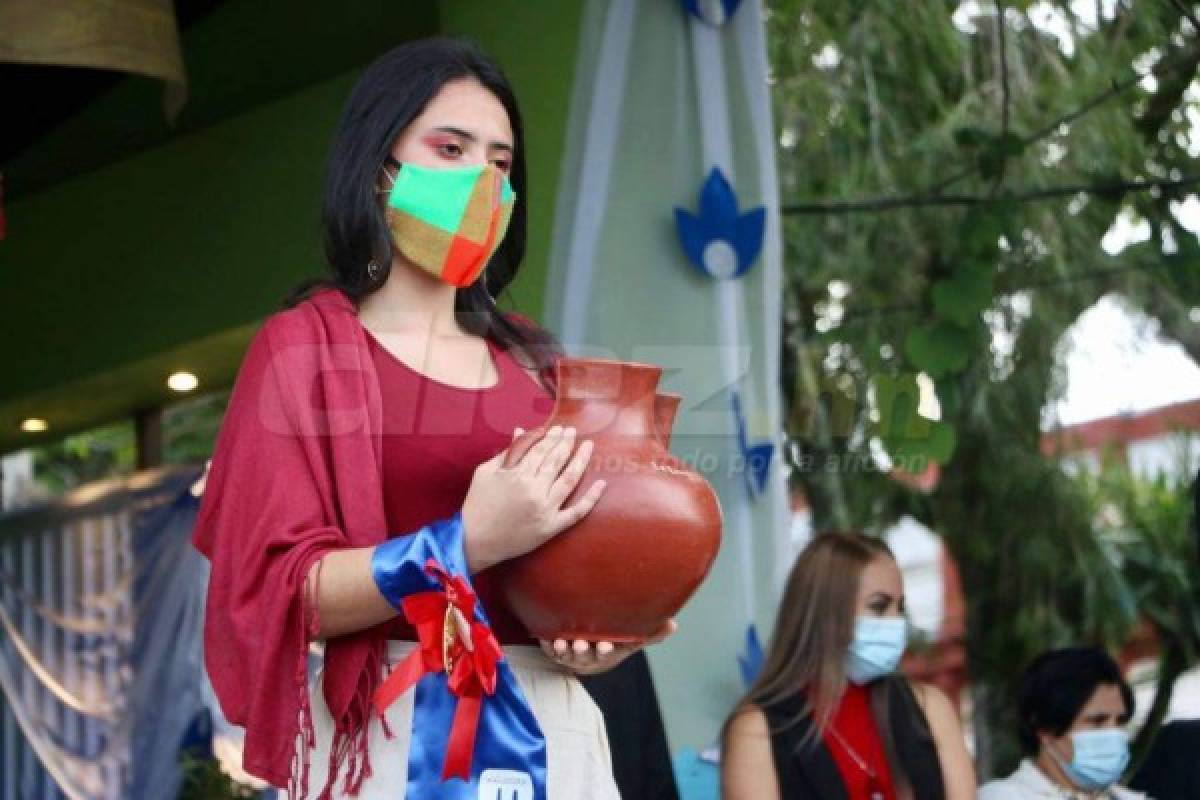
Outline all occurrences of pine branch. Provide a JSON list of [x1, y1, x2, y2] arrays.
[[919, 41, 1200, 197], [988, 4, 1012, 197], [782, 174, 1200, 215], [835, 262, 1163, 324], [997, 4, 1011, 152]]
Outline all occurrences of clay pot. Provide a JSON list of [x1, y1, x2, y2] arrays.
[[498, 359, 722, 642], [653, 393, 681, 448]]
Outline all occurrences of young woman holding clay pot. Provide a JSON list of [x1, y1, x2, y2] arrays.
[[194, 37, 672, 800]]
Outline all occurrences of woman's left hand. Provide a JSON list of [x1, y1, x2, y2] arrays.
[[539, 619, 677, 675]]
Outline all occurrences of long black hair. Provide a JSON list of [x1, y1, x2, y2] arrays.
[[283, 36, 560, 386]]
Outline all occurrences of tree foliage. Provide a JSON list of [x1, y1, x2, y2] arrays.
[[1079, 439, 1200, 769], [767, 0, 1200, 774], [19, 391, 228, 500]]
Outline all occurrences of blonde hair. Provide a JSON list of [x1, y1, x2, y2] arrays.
[[722, 531, 917, 798]]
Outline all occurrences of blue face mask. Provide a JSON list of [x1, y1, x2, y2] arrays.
[[845, 616, 907, 685], [1054, 729, 1130, 791]]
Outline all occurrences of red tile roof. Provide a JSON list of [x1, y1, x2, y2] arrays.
[[1042, 397, 1200, 455]]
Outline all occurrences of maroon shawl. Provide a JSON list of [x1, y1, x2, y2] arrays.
[[193, 287, 390, 797]]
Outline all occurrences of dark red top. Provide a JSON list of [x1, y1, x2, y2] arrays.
[[820, 683, 899, 800], [366, 325, 555, 645]]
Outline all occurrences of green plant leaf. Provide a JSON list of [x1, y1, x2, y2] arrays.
[[932, 266, 994, 326], [872, 373, 931, 440], [904, 321, 972, 378], [884, 419, 957, 464], [953, 126, 990, 148]]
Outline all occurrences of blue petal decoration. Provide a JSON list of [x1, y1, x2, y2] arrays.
[[674, 168, 765, 280], [700, 166, 739, 222], [682, 0, 745, 26], [733, 206, 767, 269], [732, 390, 773, 498], [737, 624, 764, 688]]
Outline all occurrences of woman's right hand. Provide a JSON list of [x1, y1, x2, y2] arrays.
[[461, 425, 606, 573]]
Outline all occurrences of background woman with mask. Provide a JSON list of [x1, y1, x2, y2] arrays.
[[720, 532, 976, 800], [194, 38, 672, 800], [979, 647, 1145, 800]]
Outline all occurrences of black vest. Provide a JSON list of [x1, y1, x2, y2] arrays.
[[761, 677, 946, 800]]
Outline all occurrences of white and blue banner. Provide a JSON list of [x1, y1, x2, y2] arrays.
[[544, 0, 790, 761]]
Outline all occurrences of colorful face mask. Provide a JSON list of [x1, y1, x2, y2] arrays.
[[381, 158, 516, 287]]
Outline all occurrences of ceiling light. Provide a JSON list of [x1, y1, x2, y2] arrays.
[[167, 372, 199, 392]]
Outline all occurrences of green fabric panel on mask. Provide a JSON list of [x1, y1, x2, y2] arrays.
[[388, 162, 483, 233], [500, 178, 516, 204]]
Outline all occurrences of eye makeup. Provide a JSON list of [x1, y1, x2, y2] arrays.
[[422, 132, 464, 159], [422, 125, 514, 172]]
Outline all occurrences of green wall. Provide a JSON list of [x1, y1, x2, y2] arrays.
[[0, 0, 584, 455]]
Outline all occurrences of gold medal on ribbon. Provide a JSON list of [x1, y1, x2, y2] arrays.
[[442, 605, 458, 674]]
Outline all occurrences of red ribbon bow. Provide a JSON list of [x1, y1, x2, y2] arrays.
[[372, 559, 502, 781]]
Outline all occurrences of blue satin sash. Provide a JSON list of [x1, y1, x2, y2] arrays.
[[369, 513, 548, 799]]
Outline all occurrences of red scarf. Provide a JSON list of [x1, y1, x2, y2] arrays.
[[193, 287, 390, 798]]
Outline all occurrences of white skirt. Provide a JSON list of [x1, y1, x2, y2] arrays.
[[296, 641, 622, 799]]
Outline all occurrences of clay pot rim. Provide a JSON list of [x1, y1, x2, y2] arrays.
[[555, 356, 664, 374]]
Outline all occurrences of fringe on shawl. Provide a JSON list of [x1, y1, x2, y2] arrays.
[[286, 555, 392, 799]]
